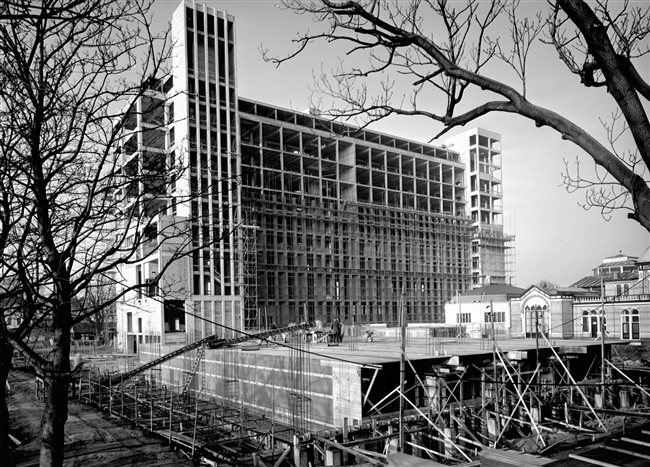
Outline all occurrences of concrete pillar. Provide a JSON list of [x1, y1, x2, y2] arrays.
[[595, 392, 604, 409], [388, 438, 399, 455], [458, 409, 468, 450], [480, 413, 488, 441], [325, 448, 341, 466], [342, 418, 349, 465], [481, 372, 486, 414], [487, 417, 499, 445], [425, 375, 436, 402], [531, 407, 541, 424], [293, 436, 309, 467], [444, 426, 457, 457], [387, 425, 398, 454], [411, 434, 423, 458], [620, 390, 630, 409], [371, 418, 379, 452], [426, 375, 441, 412]]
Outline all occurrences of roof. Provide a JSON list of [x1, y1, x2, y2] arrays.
[[460, 284, 526, 299], [511, 285, 596, 301], [596, 260, 638, 269], [602, 252, 638, 263], [550, 286, 595, 295], [571, 271, 638, 289]]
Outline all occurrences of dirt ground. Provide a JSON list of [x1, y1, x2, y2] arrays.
[[7, 369, 194, 467]]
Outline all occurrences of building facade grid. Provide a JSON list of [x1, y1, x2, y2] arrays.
[[239, 99, 471, 326]]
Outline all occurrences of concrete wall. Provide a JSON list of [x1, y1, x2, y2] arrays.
[[561, 299, 574, 338], [328, 361, 363, 426], [138, 342, 361, 429]]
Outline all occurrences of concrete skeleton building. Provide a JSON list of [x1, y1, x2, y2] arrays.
[[97, 4, 650, 464], [239, 100, 471, 328], [114, 3, 239, 353], [445, 128, 515, 288], [113, 0, 496, 352]]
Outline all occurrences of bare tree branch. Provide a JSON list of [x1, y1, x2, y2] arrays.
[[268, 0, 650, 230], [0, 1, 235, 465]]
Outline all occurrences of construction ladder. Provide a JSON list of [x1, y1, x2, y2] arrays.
[[181, 344, 205, 397]]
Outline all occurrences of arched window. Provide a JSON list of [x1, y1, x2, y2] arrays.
[[524, 304, 548, 338], [621, 308, 640, 340], [582, 309, 605, 338], [582, 310, 589, 333]]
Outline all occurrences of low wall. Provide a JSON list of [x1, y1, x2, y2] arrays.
[[137, 342, 363, 430]]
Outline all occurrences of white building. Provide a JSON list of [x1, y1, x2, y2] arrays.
[[444, 284, 526, 337]]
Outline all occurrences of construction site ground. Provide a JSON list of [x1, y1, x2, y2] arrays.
[[7, 340, 650, 467], [7, 369, 194, 467]]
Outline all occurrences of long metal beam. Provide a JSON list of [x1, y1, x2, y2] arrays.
[[311, 435, 385, 465], [104, 324, 308, 387]]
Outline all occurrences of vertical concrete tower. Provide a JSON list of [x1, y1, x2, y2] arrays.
[[446, 128, 514, 288]]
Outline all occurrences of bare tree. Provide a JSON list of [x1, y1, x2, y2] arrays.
[[536, 279, 559, 291], [267, 0, 650, 230], [0, 1, 236, 466], [73, 276, 116, 347]]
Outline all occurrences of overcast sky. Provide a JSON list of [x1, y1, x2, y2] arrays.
[[154, 0, 649, 288]]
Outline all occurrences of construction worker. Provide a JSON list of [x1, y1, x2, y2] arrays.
[[332, 317, 341, 343]]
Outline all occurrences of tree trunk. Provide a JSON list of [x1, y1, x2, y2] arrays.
[[39, 370, 70, 467], [0, 337, 14, 466], [39, 307, 72, 467]]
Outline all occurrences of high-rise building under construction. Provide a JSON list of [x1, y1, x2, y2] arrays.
[[446, 129, 515, 288], [114, 1, 507, 350], [239, 99, 471, 328]]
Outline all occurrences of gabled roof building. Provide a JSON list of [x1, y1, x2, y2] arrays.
[[444, 283, 526, 337], [507, 251, 650, 341]]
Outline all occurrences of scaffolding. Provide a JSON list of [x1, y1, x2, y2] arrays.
[[77, 329, 650, 467], [289, 336, 312, 435], [77, 325, 313, 466], [238, 209, 259, 330], [247, 195, 472, 327], [473, 226, 515, 286], [239, 101, 473, 328]]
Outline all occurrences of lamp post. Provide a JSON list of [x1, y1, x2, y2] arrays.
[[536, 307, 540, 384], [399, 288, 406, 452], [600, 275, 606, 395], [487, 302, 498, 416]]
